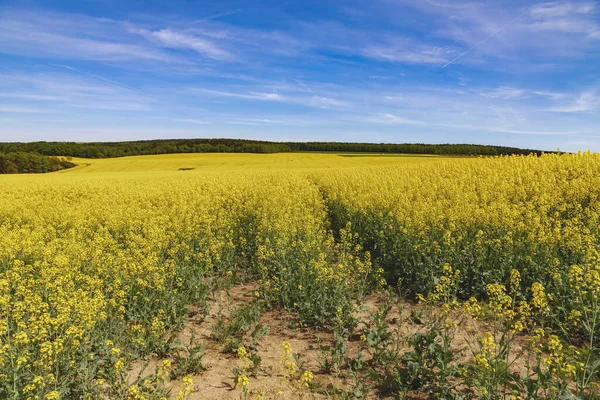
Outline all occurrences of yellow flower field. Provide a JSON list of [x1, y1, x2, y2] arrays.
[[2, 152, 600, 399], [61, 152, 445, 173]]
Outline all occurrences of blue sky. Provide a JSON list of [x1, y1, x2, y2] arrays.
[[0, 0, 599, 151]]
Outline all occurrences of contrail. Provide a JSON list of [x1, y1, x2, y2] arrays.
[[294, 79, 314, 94], [53, 64, 141, 92], [425, 0, 469, 9], [442, 6, 532, 68], [194, 9, 242, 23]]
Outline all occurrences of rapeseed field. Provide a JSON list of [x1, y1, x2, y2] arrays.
[[2, 152, 599, 399]]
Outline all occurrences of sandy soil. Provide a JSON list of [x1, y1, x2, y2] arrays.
[[129, 282, 533, 399]]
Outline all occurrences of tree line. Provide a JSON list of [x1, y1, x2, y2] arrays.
[[286, 142, 544, 155], [0, 139, 545, 161], [0, 152, 75, 174]]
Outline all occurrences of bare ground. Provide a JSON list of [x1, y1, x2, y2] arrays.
[[129, 282, 534, 399]]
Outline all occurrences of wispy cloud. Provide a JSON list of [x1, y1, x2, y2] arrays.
[[133, 28, 232, 60], [191, 87, 349, 109], [0, 6, 315, 73], [379, 113, 425, 125], [438, 122, 578, 136], [173, 118, 211, 124], [546, 90, 600, 112], [0, 71, 155, 112], [0, 93, 69, 101], [71, 101, 151, 111], [226, 118, 284, 125], [363, 43, 455, 64], [530, 2, 595, 19], [193, 9, 242, 23], [477, 86, 526, 99], [293, 20, 459, 66], [528, 1, 600, 39], [192, 88, 284, 101], [532, 91, 566, 100], [393, 0, 600, 66], [0, 9, 179, 63], [0, 106, 48, 113], [313, 97, 349, 108]]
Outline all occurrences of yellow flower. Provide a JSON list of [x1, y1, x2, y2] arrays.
[[531, 282, 549, 314], [568, 309, 582, 326], [13, 331, 29, 345], [285, 360, 297, 375], [45, 391, 60, 400], [300, 370, 313, 387], [281, 341, 292, 355], [23, 384, 36, 394], [114, 358, 125, 372], [487, 283, 511, 316], [474, 353, 490, 369], [480, 332, 495, 354], [237, 374, 250, 387], [509, 269, 521, 292], [176, 375, 194, 400], [510, 320, 525, 333], [444, 318, 456, 328], [237, 346, 247, 359], [128, 384, 141, 397], [463, 297, 482, 319]]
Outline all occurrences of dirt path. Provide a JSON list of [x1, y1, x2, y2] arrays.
[[130, 283, 532, 399]]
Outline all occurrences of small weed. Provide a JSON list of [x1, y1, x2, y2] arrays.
[[171, 330, 207, 379], [211, 300, 266, 352]]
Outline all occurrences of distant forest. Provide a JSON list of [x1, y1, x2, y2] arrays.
[[0, 152, 75, 174], [0, 139, 544, 160]]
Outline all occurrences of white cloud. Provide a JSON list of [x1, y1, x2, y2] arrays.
[[363, 44, 455, 64], [438, 122, 577, 136], [71, 101, 150, 111], [530, 2, 595, 18], [173, 118, 211, 124], [528, 1, 600, 39], [474, 86, 568, 101], [393, 0, 600, 64], [312, 96, 349, 108], [193, 89, 284, 101], [226, 118, 283, 125], [379, 113, 425, 125], [532, 91, 566, 100], [0, 93, 69, 101], [134, 28, 232, 60], [191, 88, 350, 109], [477, 86, 526, 99], [528, 18, 600, 38], [0, 71, 155, 112], [0, 106, 48, 113], [0, 10, 178, 63], [546, 91, 600, 112]]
